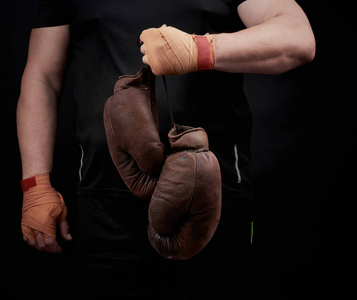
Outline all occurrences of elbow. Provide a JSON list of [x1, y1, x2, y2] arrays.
[[297, 35, 316, 65], [292, 30, 316, 67], [276, 14, 316, 73], [274, 36, 316, 75]]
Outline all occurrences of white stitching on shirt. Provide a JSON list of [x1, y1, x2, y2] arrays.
[[79, 143, 84, 181], [234, 144, 242, 184]]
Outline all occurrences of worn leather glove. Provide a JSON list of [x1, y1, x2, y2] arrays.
[[104, 68, 222, 260], [148, 125, 221, 260], [103, 67, 165, 200]]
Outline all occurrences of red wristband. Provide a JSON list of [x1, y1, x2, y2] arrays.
[[195, 35, 212, 71], [21, 177, 37, 193]]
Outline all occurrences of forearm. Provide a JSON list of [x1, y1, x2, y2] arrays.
[[213, 11, 315, 74], [17, 26, 70, 179], [17, 71, 59, 179]]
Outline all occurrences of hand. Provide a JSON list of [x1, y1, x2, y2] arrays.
[[139, 39, 148, 65], [21, 174, 72, 253], [23, 220, 72, 253], [140, 25, 215, 76]]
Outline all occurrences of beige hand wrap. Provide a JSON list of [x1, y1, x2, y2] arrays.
[[141, 25, 215, 76], [21, 174, 67, 240]]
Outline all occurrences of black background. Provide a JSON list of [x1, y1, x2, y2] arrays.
[[1, 0, 356, 299]]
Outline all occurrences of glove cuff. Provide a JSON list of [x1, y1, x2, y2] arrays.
[[21, 173, 51, 193]]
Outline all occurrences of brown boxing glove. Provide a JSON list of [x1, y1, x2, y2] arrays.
[[148, 125, 222, 260], [103, 67, 165, 200], [104, 68, 222, 260]]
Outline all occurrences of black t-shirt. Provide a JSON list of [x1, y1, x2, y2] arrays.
[[33, 0, 252, 199]]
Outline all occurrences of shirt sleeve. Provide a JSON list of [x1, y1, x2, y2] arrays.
[[33, 0, 69, 28]]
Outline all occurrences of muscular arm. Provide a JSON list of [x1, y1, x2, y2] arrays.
[[140, 0, 315, 75], [214, 0, 315, 74], [17, 25, 70, 179]]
